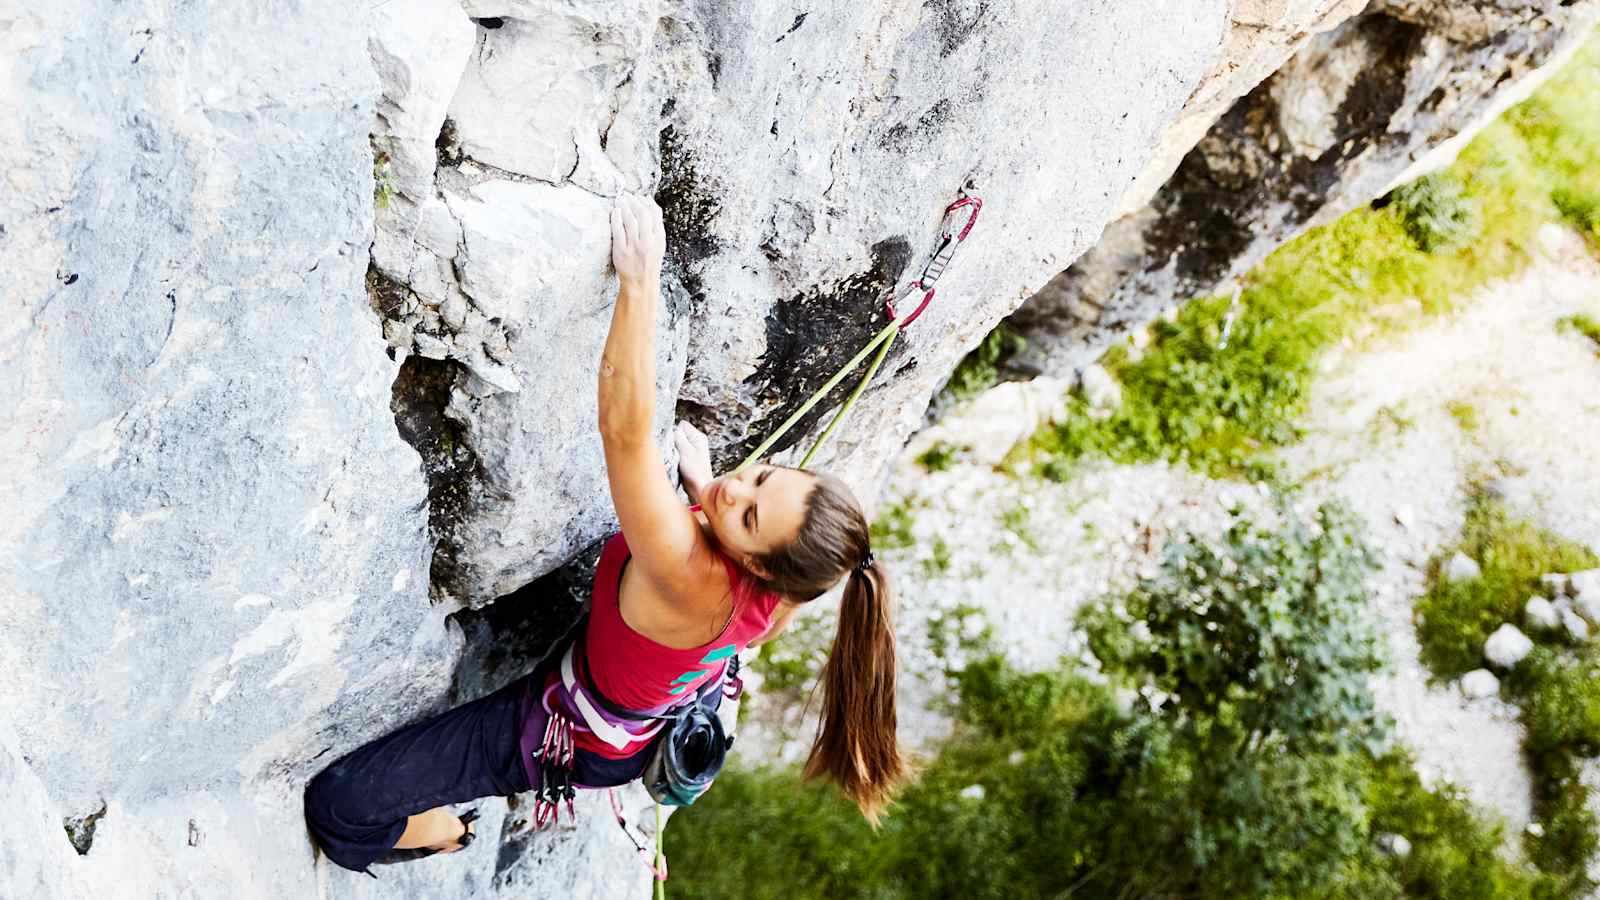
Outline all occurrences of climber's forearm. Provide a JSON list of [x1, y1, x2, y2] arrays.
[[598, 275, 661, 449]]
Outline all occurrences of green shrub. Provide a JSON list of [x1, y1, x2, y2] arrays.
[[1391, 174, 1484, 253], [869, 502, 915, 550], [373, 150, 396, 209], [944, 327, 1025, 402], [1412, 490, 1600, 890], [1415, 495, 1600, 679], [1084, 501, 1386, 755], [1526, 749, 1600, 879], [914, 441, 957, 472], [1363, 752, 1556, 899]]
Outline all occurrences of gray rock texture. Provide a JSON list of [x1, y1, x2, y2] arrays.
[[368, 0, 1235, 605], [1003, 0, 1600, 378], [4, 0, 1593, 896]]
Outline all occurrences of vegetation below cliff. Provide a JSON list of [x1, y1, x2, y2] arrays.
[[981, 32, 1600, 481], [672, 502, 1572, 898]]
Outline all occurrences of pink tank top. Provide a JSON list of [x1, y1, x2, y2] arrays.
[[562, 531, 782, 759]]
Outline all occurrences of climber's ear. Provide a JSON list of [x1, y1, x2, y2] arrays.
[[743, 555, 773, 581]]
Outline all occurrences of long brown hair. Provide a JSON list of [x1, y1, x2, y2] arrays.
[[753, 470, 903, 824]]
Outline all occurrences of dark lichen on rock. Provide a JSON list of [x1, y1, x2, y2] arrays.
[[733, 236, 914, 465], [63, 801, 107, 856], [446, 538, 600, 704], [390, 353, 482, 602]]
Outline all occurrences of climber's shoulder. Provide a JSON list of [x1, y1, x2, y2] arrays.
[[604, 437, 709, 596]]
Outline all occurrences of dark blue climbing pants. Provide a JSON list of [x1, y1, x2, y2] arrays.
[[302, 678, 531, 873]]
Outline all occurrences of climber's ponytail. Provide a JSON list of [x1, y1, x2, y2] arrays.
[[803, 559, 902, 824], [749, 470, 906, 823]]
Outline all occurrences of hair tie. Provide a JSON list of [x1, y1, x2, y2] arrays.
[[855, 551, 875, 575]]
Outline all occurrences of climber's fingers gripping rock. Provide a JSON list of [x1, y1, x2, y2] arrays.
[[610, 192, 666, 289], [674, 421, 713, 502]]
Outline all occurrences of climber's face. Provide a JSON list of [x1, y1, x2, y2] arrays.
[[701, 464, 814, 575]]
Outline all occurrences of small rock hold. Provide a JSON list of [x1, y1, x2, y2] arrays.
[[1525, 596, 1560, 631], [1444, 552, 1481, 583], [413, 332, 451, 360], [1571, 570, 1600, 622], [441, 295, 467, 331], [63, 801, 107, 856], [1459, 668, 1500, 699], [1484, 624, 1533, 669]]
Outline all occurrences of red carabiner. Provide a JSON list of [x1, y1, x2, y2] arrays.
[[943, 195, 982, 242], [884, 193, 982, 329], [897, 282, 937, 328]]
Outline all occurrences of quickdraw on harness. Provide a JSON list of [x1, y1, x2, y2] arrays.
[[737, 192, 983, 471]]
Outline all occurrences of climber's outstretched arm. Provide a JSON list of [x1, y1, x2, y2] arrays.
[[599, 194, 720, 597]]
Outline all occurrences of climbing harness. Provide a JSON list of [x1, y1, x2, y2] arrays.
[[738, 191, 984, 471], [528, 621, 738, 830]]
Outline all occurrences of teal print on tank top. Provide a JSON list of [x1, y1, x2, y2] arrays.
[[668, 644, 738, 694]]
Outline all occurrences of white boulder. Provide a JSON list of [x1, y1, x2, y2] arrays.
[[1484, 624, 1534, 670], [1562, 608, 1590, 642], [1542, 572, 1574, 596], [1571, 570, 1600, 622], [1525, 596, 1561, 631], [1077, 364, 1123, 412], [1459, 668, 1501, 700], [1445, 552, 1482, 582], [1377, 832, 1413, 858]]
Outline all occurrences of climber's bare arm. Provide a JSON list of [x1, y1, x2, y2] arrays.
[[599, 194, 721, 598], [747, 600, 801, 648]]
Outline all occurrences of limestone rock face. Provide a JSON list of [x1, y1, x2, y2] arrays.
[[369, 0, 1233, 604], [5, 0, 1592, 896], [1003, 0, 1600, 378], [1116, 0, 1369, 217]]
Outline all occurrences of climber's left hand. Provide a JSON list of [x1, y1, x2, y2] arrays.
[[610, 192, 665, 290]]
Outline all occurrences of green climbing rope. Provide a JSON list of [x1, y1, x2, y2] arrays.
[[655, 802, 666, 900], [733, 192, 981, 473], [736, 321, 901, 472]]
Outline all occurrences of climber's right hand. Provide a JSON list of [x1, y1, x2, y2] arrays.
[[673, 420, 714, 503], [610, 192, 665, 290]]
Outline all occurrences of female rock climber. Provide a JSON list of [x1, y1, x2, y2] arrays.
[[303, 193, 903, 873]]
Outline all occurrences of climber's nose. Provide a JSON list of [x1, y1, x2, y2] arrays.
[[721, 474, 752, 506]]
